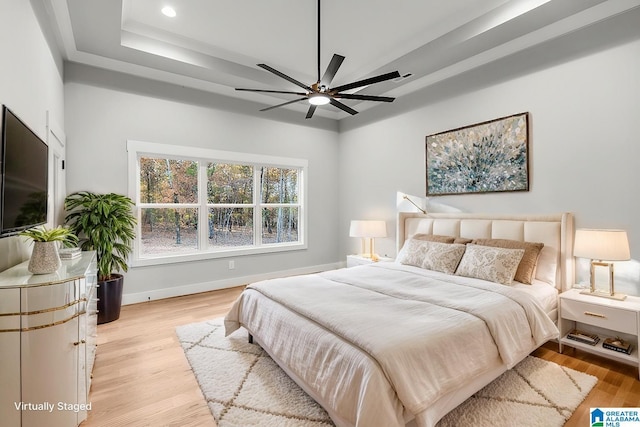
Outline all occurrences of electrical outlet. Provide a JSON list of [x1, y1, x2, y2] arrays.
[[228, 260, 235, 270]]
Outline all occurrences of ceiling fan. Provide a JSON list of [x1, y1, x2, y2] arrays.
[[235, 0, 401, 119]]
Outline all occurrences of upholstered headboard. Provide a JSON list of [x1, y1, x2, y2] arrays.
[[397, 212, 574, 291]]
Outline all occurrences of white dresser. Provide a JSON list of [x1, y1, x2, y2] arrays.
[[0, 252, 97, 427]]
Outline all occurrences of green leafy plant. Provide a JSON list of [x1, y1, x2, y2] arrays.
[[64, 192, 136, 281], [19, 225, 79, 247]]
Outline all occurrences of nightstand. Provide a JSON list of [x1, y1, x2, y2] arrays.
[[558, 288, 640, 379], [346, 254, 394, 267]]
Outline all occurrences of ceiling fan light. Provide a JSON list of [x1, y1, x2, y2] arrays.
[[161, 6, 176, 17], [308, 94, 330, 106]]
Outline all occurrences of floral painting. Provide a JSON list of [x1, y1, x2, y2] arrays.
[[426, 112, 529, 196]]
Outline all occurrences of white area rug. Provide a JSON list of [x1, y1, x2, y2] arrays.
[[176, 318, 597, 427]]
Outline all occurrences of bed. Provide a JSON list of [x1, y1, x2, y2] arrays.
[[225, 212, 575, 427]]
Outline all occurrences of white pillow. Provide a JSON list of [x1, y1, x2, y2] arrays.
[[534, 246, 557, 285], [397, 239, 466, 274], [455, 244, 525, 285]]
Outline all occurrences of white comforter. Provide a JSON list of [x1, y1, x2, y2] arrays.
[[225, 263, 558, 426]]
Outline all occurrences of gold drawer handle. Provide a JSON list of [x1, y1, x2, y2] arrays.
[[584, 311, 606, 319]]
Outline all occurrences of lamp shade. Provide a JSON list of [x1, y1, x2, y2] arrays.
[[573, 229, 630, 261], [349, 220, 387, 238]]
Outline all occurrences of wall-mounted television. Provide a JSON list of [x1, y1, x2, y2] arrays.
[[0, 105, 48, 237]]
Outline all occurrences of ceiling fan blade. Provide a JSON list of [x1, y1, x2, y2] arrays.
[[329, 99, 358, 115], [331, 71, 401, 93], [336, 94, 395, 102], [305, 105, 317, 119], [236, 88, 307, 96], [260, 97, 308, 112], [257, 64, 313, 92], [320, 54, 345, 87]]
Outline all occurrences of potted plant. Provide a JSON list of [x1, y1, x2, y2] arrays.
[[64, 191, 136, 324], [19, 225, 79, 274]]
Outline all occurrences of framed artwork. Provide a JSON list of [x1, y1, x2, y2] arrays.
[[426, 112, 529, 196]]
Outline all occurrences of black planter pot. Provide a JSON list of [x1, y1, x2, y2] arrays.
[[97, 274, 124, 324]]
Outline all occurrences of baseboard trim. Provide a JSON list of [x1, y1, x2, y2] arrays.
[[122, 261, 344, 305]]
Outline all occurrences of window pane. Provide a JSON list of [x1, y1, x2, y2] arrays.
[[140, 158, 198, 203], [262, 207, 299, 244], [209, 208, 253, 247], [261, 167, 299, 204], [140, 208, 198, 255], [207, 163, 253, 204]]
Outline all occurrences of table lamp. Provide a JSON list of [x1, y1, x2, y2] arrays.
[[573, 228, 630, 300], [349, 220, 387, 260]]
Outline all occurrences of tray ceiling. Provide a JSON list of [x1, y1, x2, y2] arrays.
[[42, 0, 640, 121]]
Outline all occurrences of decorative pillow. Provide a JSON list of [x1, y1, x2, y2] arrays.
[[453, 237, 473, 245], [471, 239, 544, 284], [455, 244, 525, 285], [420, 242, 467, 274], [397, 239, 466, 274], [412, 234, 455, 244], [396, 238, 427, 268]]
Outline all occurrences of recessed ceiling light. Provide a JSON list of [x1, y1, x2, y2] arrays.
[[161, 6, 176, 18]]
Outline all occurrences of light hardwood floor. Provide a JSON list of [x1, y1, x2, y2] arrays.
[[83, 287, 639, 427]]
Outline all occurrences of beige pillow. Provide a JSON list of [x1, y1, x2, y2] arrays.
[[397, 238, 428, 268], [453, 237, 473, 245], [412, 234, 455, 244], [455, 244, 525, 285], [397, 239, 466, 274], [420, 242, 467, 274], [472, 238, 544, 284]]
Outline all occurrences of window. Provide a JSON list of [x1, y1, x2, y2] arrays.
[[127, 141, 306, 266]]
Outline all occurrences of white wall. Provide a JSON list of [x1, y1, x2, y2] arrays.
[[0, 1, 65, 271], [64, 71, 340, 302], [338, 39, 640, 296], [6, 1, 638, 298]]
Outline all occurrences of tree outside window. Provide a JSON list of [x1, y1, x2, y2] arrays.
[[132, 146, 304, 263], [139, 158, 199, 255]]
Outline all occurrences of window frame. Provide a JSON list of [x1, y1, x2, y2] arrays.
[[127, 140, 307, 267]]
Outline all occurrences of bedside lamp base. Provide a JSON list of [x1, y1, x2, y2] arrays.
[[579, 289, 627, 301], [580, 260, 627, 301]]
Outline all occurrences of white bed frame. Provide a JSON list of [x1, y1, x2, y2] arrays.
[[398, 211, 574, 427], [240, 212, 575, 427]]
